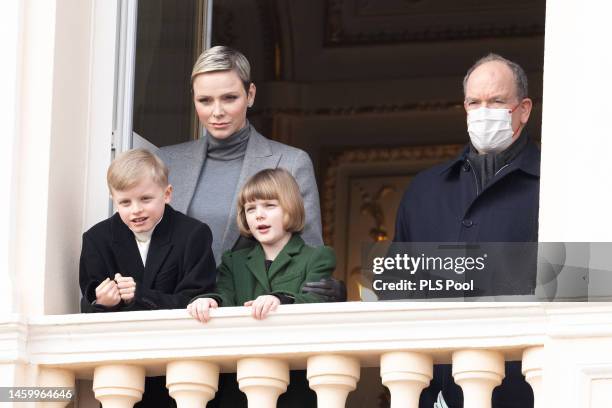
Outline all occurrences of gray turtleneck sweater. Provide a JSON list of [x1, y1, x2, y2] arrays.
[[188, 123, 251, 262]]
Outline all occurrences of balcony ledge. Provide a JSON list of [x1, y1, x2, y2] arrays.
[[2, 302, 612, 377]]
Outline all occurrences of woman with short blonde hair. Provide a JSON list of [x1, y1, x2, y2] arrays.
[[157, 45, 323, 266]]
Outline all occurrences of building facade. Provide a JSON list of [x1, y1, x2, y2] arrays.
[[1, 1, 612, 407]]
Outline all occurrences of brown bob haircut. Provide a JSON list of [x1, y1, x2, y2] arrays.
[[107, 148, 169, 192], [236, 168, 305, 237]]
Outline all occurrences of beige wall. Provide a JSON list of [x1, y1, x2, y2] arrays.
[[10, 0, 93, 315], [44, 0, 93, 314], [0, 0, 22, 314], [539, 1, 612, 241]]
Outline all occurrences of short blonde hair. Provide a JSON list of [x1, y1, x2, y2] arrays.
[[191, 45, 251, 90], [107, 149, 169, 192], [237, 168, 305, 237]]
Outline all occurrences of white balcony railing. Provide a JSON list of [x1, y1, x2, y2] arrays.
[[3, 302, 612, 407]]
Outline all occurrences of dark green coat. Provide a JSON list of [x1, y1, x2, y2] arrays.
[[195, 234, 333, 408], [206, 234, 335, 306]]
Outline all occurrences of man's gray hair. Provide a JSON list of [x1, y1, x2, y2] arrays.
[[463, 53, 529, 101], [191, 45, 251, 90]]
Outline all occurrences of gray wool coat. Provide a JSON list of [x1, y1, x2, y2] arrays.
[[156, 128, 323, 262]]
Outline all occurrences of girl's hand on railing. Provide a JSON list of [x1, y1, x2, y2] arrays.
[[187, 297, 218, 323], [244, 295, 280, 320]]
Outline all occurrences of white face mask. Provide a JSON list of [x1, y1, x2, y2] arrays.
[[467, 107, 516, 154]]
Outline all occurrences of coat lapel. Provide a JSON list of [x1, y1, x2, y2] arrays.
[[245, 244, 271, 292], [111, 214, 145, 282], [267, 235, 303, 281], [222, 128, 282, 253], [142, 206, 173, 289], [168, 138, 208, 214]]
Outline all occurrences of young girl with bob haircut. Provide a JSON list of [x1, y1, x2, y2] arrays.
[[188, 168, 336, 322]]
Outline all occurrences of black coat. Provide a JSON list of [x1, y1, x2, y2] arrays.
[[79, 204, 216, 313], [394, 141, 540, 243], [393, 142, 539, 407], [390, 141, 541, 299]]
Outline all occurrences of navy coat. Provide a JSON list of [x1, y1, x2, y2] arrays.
[[392, 141, 539, 408], [394, 141, 540, 243]]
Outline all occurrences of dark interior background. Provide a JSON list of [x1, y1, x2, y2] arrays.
[[133, 0, 545, 168]]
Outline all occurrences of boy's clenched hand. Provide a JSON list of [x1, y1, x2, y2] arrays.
[[95, 278, 121, 307], [115, 273, 136, 304]]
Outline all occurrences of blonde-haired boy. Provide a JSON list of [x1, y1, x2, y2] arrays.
[[79, 149, 216, 407], [79, 148, 216, 313]]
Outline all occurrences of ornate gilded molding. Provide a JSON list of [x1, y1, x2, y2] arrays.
[[253, 99, 541, 117], [324, 0, 545, 46], [253, 100, 465, 116], [322, 144, 463, 245]]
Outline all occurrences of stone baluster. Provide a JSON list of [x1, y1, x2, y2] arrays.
[[380, 351, 433, 408], [452, 350, 505, 408], [38, 367, 75, 408], [307, 354, 360, 408], [237, 358, 289, 407], [522, 346, 544, 408], [166, 360, 219, 408], [93, 364, 145, 408]]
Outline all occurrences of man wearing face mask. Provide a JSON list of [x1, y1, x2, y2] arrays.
[[392, 54, 538, 408], [395, 53, 538, 244]]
